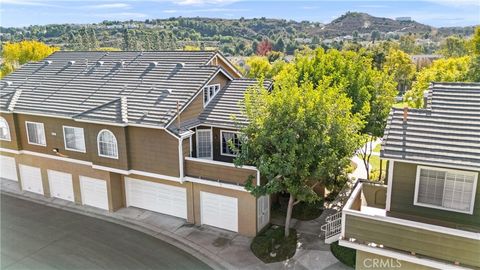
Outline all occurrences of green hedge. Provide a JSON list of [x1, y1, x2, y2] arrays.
[[330, 241, 356, 268]]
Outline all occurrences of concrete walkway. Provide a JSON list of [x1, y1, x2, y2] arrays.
[[1, 179, 350, 270], [349, 138, 383, 180]]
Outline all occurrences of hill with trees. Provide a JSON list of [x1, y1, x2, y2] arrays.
[[0, 13, 476, 56]]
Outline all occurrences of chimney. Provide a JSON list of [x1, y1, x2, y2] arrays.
[[403, 106, 408, 122]]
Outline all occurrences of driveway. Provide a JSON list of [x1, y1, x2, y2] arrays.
[[0, 195, 211, 270]]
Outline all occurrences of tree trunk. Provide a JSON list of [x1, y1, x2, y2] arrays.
[[284, 193, 295, 238], [379, 159, 383, 182]]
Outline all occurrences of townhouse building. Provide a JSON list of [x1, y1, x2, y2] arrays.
[[0, 51, 271, 237], [327, 82, 480, 269]]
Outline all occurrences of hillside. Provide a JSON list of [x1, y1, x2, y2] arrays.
[[0, 13, 475, 55], [314, 12, 433, 37]]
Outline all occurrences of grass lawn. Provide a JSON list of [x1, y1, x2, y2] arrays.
[[330, 241, 356, 268], [251, 225, 297, 263]]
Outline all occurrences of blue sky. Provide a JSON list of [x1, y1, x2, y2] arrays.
[[0, 0, 479, 27]]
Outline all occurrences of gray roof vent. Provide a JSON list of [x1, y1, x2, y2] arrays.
[[117, 60, 125, 67], [150, 61, 158, 67], [4, 81, 13, 87], [176, 62, 185, 68], [45, 60, 53, 65], [68, 60, 75, 65], [96, 61, 104, 66]]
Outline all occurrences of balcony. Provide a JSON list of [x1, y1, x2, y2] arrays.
[[184, 157, 258, 187], [340, 182, 480, 269]]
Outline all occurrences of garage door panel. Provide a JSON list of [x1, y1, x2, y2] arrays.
[[125, 177, 187, 219], [19, 164, 43, 195], [201, 192, 238, 232], [80, 176, 108, 210], [0, 156, 18, 181], [48, 170, 74, 202]]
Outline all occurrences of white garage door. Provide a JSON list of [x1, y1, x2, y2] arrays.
[[48, 170, 74, 202], [0, 155, 17, 181], [200, 192, 238, 232], [19, 164, 43, 195], [125, 177, 187, 219], [80, 176, 109, 210]]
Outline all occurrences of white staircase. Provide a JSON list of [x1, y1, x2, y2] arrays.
[[321, 211, 342, 244]]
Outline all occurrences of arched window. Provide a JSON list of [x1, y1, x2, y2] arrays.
[[0, 117, 11, 141], [97, 129, 118, 159]]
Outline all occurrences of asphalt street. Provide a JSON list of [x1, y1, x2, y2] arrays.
[[0, 194, 211, 270]]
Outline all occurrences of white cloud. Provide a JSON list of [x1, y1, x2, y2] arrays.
[[92, 12, 148, 19], [87, 3, 130, 9], [170, 0, 238, 6], [423, 0, 480, 7], [163, 7, 246, 13], [0, 0, 58, 7]]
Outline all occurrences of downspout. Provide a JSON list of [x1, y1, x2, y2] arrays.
[[178, 137, 184, 182]]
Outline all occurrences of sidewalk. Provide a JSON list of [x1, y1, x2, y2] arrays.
[[1, 179, 350, 270]]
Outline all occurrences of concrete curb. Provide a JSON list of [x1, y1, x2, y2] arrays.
[[1, 190, 233, 270]]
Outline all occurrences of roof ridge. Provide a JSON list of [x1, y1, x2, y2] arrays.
[[7, 90, 22, 111]]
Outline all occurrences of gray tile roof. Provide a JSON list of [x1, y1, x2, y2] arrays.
[[198, 79, 272, 128], [0, 51, 222, 128], [381, 82, 480, 171]]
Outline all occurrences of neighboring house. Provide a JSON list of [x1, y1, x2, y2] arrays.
[[0, 51, 272, 237], [324, 82, 480, 269]]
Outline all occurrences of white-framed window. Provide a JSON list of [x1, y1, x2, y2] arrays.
[[220, 130, 241, 157], [196, 129, 212, 159], [63, 126, 86, 153], [97, 129, 118, 159], [25, 121, 46, 146], [203, 84, 220, 107], [414, 166, 478, 214], [0, 117, 11, 141]]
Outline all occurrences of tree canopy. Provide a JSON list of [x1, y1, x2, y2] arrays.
[[236, 77, 362, 236], [404, 56, 472, 107], [1, 40, 59, 78]]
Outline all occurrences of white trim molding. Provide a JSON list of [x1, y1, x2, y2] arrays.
[[0, 147, 182, 183], [343, 183, 480, 240], [0, 116, 11, 141], [97, 129, 119, 159], [25, 121, 47, 146], [386, 160, 394, 211], [183, 176, 247, 192], [339, 240, 472, 270], [195, 128, 213, 160], [220, 130, 240, 157], [413, 165, 478, 215], [382, 157, 479, 173], [62, 125, 86, 153], [203, 83, 221, 108]]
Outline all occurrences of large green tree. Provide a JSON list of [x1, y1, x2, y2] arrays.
[[383, 48, 416, 93], [438, 35, 469, 58], [404, 56, 472, 108], [276, 48, 396, 179], [235, 78, 362, 237]]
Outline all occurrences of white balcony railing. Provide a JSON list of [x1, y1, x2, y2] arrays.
[[321, 211, 342, 243]]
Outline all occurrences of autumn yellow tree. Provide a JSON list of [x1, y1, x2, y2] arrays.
[[404, 56, 472, 107], [1, 40, 59, 78]]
